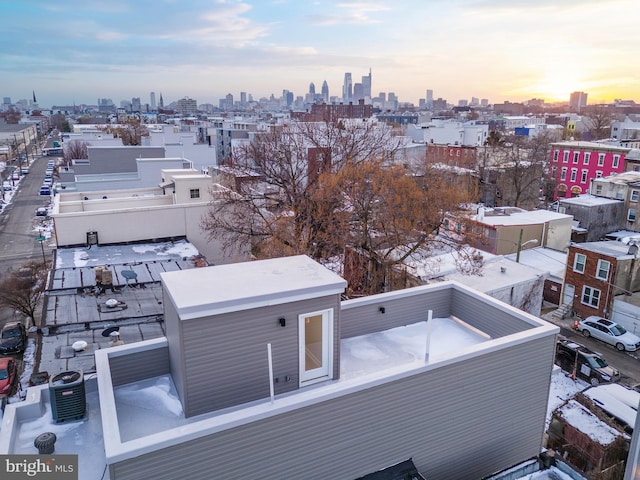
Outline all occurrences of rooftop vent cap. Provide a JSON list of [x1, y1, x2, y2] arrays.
[[105, 298, 118, 308], [71, 341, 88, 352]]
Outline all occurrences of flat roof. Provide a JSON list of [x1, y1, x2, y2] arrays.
[[161, 255, 348, 319], [560, 195, 622, 206], [573, 241, 635, 258], [475, 209, 571, 226], [446, 257, 544, 292]]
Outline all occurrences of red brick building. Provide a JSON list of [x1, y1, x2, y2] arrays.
[[561, 241, 640, 319], [426, 144, 477, 169], [291, 100, 373, 122]]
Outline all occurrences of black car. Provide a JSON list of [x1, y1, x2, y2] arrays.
[[555, 338, 620, 386], [0, 322, 27, 355]]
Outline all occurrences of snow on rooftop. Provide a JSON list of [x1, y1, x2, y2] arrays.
[[504, 247, 567, 279], [558, 400, 621, 446], [55, 239, 200, 269], [473, 208, 570, 226], [339, 318, 488, 381], [546, 369, 588, 428], [446, 257, 543, 293], [401, 244, 492, 280], [112, 317, 489, 442], [12, 382, 108, 479], [559, 194, 622, 206], [583, 384, 639, 429], [161, 255, 347, 319]]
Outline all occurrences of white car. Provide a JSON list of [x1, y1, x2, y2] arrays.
[[578, 316, 640, 352]]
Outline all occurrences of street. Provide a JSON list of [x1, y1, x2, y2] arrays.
[[558, 324, 640, 387], [0, 146, 55, 328]]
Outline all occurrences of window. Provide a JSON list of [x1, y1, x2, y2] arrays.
[[613, 155, 620, 168], [582, 286, 601, 308], [598, 153, 605, 166], [596, 171, 603, 178], [596, 259, 610, 281], [189, 188, 200, 199], [570, 169, 577, 182], [573, 152, 579, 163], [631, 190, 639, 202], [628, 208, 637, 222], [581, 170, 588, 183], [634, 165, 640, 172], [563, 151, 569, 163], [553, 150, 559, 162], [552, 166, 557, 178], [595, 184, 602, 195], [573, 253, 586, 273], [583, 152, 590, 165], [560, 167, 567, 180]]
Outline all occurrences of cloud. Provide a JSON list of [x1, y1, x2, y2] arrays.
[[306, 0, 391, 25]]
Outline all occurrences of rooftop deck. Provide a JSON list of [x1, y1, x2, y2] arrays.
[[1, 315, 491, 480]]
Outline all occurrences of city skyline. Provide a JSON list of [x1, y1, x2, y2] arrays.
[[2, 0, 639, 108]]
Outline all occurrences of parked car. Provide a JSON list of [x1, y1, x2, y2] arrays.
[[0, 322, 27, 355], [11, 172, 20, 181], [39, 186, 51, 196], [2, 181, 12, 191], [0, 357, 17, 396], [35, 207, 48, 217], [20, 167, 29, 174], [578, 316, 640, 351], [555, 338, 620, 386]]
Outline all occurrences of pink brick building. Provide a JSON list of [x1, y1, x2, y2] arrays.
[[549, 141, 630, 200]]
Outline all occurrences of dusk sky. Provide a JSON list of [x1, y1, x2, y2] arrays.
[[2, 0, 639, 108]]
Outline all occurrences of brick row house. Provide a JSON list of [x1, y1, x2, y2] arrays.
[[549, 141, 630, 200], [563, 241, 640, 319]]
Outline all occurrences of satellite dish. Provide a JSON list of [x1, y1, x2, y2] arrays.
[[101, 326, 120, 338]]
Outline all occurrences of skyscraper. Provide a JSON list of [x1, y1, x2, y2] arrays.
[[343, 73, 352, 103], [361, 68, 372, 99], [159, 93, 164, 109], [131, 97, 141, 112], [569, 91, 588, 112], [321, 81, 329, 103], [309, 82, 316, 96], [426, 89, 433, 110], [150, 92, 156, 110]]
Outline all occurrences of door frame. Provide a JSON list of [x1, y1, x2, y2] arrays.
[[298, 308, 333, 386]]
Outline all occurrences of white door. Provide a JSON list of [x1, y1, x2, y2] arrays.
[[299, 309, 333, 385], [563, 284, 575, 306]]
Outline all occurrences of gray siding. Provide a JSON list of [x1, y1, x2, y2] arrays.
[[110, 334, 556, 480], [340, 286, 452, 339], [173, 295, 341, 417], [109, 347, 170, 387], [450, 288, 532, 337], [164, 292, 185, 405], [82, 146, 165, 175]]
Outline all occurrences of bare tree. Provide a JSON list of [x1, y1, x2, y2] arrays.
[[0, 262, 48, 326], [63, 140, 89, 165], [100, 118, 149, 146], [490, 132, 554, 209], [203, 121, 401, 258], [319, 161, 473, 295], [582, 106, 616, 141]]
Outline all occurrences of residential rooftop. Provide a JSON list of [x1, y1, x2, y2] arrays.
[[559, 194, 622, 207]]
